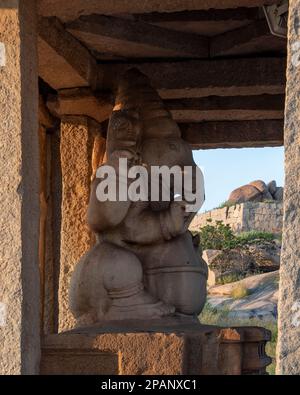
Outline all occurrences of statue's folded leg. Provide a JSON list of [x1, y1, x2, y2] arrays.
[[102, 243, 175, 320], [69, 242, 175, 325]]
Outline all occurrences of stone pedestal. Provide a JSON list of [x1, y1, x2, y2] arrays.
[[41, 322, 271, 375]]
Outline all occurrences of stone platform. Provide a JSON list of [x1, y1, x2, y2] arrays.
[[41, 319, 271, 375]]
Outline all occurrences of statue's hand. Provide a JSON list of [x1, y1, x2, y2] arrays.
[[160, 201, 189, 239], [170, 200, 187, 233]]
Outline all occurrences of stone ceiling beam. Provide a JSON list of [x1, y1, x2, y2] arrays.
[[165, 94, 284, 122], [46, 88, 113, 124], [102, 58, 286, 98], [39, 95, 56, 129], [181, 120, 284, 149], [134, 7, 262, 23], [46, 90, 284, 124], [38, 17, 101, 90], [38, 1, 279, 22], [66, 15, 209, 59], [211, 19, 286, 57], [134, 8, 262, 37]]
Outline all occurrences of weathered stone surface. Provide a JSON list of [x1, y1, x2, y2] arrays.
[[41, 130, 59, 335], [48, 92, 285, 144], [41, 349, 118, 375], [46, 129, 62, 334], [202, 250, 223, 286], [229, 184, 262, 204], [66, 14, 209, 59], [104, 58, 286, 98], [277, 0, 300, 375], [209, 270, 279, 296], [202, 249, 223, 265], [38, 17, 100, 90], [167, 94, 284, 122], [209, 249, 255, 281], [228, 180, 282, 204], [249, 180, 273, 201], [0, 1, 40, 374], [207, 241, 280, 285], [38, 0, 280, 23], [249, 180, 268, 193], [182, 119, 284, 149], [47, 88, 113, 124], [39, 125, 48, 332], [208, 271, 279, 322], [190, 201, 283, 234], [39, 95, 55, 129], [274, 186, 284, 202], [58, 117, 100, 332], [69, 69, 207, 327], [267, 180, 277, 196], [210, 19, 286, 58], [41, 324, 272, 375], [247, 242, 280, 272]]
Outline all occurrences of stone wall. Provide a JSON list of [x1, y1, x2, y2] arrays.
[[190, 202, 283, 234], [277, 0, 300, 375], [0, 1, 40, 374]]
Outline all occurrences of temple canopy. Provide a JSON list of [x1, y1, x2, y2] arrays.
[[2, 0, 300, 377], [38, 0, 286, 149]]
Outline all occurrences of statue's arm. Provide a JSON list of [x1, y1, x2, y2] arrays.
[[121, 201, 189, 245], [87, 177, 131, 233]]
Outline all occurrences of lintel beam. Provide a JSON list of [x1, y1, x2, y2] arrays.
[[102, 58, 286, 98], [46, 88, 113, 124], [181, 120, 284, 149], [67, 14, 209, 58], [38, 17, 101, 90], [166, 94, 284, 122], [211, 19, 286, 57], [38, 1, 279, 22]]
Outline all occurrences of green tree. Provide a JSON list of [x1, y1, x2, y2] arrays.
[[199, 219, 235, 250]]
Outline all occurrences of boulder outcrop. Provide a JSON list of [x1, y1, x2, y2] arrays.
[[202, 240, 280, 286], [228, 180, 283, 205]]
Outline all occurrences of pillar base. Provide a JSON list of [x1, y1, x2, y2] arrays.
[[41, 320, 271, 375]]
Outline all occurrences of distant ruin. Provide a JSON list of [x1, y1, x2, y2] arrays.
[[191, 180, 283, 234], [191, 201, 283, 234]]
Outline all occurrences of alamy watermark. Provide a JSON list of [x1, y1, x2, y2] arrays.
[[95, 158, 205, 213]]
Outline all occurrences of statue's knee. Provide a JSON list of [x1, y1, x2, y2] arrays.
[[103, 249, 143, 295]]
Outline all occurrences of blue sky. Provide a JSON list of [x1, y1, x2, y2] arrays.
[[192, 147, 285, 212]]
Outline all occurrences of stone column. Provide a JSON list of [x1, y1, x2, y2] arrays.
[[0, 1, 40, 374], [58, 116, 103, 332], [277, 0, 300, 375]]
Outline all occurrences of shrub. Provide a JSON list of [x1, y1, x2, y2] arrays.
[[196, 221, 279, 251], [234, 230, 275, 246], [230, 284, 250, 299], [198, 219, 235, 250], [216, 273, 245, 285], [197, 221, 278, 250]]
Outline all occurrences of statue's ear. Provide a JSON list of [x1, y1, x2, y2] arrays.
[[110, 110, 141, 140], [109, 110, 132, 132], [107, 110, 142, 158]]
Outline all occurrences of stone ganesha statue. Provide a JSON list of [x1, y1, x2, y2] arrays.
[[69, 69, 208, 326]]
